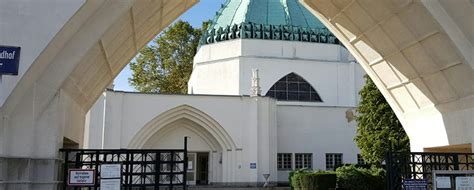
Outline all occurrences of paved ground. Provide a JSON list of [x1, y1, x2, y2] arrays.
[[188, 186, 291, 190]]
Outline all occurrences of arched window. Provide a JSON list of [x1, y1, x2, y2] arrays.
[[265, 73, 322, 102]]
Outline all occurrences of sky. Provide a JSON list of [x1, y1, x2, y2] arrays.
[[113, 0, 227, 91]]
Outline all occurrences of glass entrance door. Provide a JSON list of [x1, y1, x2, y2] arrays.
[[187, 153, 196, 185], [196, 153, 209, 185]]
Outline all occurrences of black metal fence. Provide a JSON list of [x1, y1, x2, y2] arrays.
[[60, 138, 188, 190], [386, 151, 474, 189]]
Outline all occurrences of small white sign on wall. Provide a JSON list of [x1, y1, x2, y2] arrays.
[[101, 164, 121, 178]]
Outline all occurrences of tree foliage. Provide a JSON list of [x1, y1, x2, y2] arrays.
[[129, 21, 208, 93], [355, 75, 410, 166]]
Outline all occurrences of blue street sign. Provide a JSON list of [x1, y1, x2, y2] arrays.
[[250, 163, 257, 169], [0, 46, 21, 75]]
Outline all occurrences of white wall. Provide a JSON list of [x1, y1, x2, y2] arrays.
[[188, 58, 241, 95], [0, 0, 85, 107], [239, 57, 362, 107], [86, 89, 364, 184], [189, 39, 364, 108], [84, 93, 106, 149], [276, 105, 360, 182], [85, 91, 278, 184]]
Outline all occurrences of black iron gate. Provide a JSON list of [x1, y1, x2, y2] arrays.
[[60, 138, 188, 190], [386, 151, 474, 189]]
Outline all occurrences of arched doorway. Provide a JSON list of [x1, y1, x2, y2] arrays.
[[143, 118, 220, 185], [128, 105, 237, 185]]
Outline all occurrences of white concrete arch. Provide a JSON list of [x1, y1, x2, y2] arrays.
[[142, 118, 221, 152], [301, 0, 474, 151], [1, 0, 473, 188], [128, 104, 237, 151]]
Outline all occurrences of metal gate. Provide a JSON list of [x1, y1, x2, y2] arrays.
[[386, 151, 474, 189], [60, 138, 188, 189]]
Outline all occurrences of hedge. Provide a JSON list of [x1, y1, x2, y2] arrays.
[[335, 165, 386, 190], [290, 170, 336, 190]]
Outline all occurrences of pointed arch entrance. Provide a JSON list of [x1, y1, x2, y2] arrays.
[[128, 104, 238, 184]]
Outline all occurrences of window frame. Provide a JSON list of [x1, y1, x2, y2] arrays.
[[295, 153, 313, 169], [277, 153, 293, 170], [326, 153, 343, 171]]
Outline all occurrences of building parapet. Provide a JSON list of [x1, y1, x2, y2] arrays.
[[200, 22, 341, 46]]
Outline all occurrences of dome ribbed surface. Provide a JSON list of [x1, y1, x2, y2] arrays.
[[211, 0, 327, 30]]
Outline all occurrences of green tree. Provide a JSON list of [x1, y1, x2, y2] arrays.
[[355, 75, 410, 166], [129, 20, 208, 93]]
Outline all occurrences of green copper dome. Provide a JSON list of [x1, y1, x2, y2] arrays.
[[200, 0, 339, 45]]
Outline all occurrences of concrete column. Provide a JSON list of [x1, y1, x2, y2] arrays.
[[256, 97, 277, 185], [0, 87, 86, 189]]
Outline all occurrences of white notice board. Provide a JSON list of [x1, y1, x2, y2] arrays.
[[100, 164, 121, 178], [100, 179, 121, 190], [456, 176, 474, 190], [436, 176, 451, 188], [68, 169, 95, 186]]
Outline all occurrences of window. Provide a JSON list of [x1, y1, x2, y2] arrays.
[[326, 153, 343, 170], [357, 154, 365, 165], [277, 153, 292, 170], [295, 153, 312, 169], [266, 73, 322, 102]]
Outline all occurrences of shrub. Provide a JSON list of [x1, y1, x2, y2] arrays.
[[336, 165, 386, 190], [289, 169, 312, 189], [290, 170, 336, 190], [311, 172, 337, 190]]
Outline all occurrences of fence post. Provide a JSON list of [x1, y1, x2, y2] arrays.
[[62, 150, 68, 190], [183, 136, 188, 189]]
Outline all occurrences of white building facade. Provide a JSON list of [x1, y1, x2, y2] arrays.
[[85, 0, 366, 186]]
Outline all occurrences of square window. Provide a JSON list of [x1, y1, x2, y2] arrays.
[[295, 153, 312, 169], [326, 153, 343, 171], [278, 153, 292, 170]]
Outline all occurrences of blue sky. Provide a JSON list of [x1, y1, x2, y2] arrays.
[[113, 0, 227, 91]]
